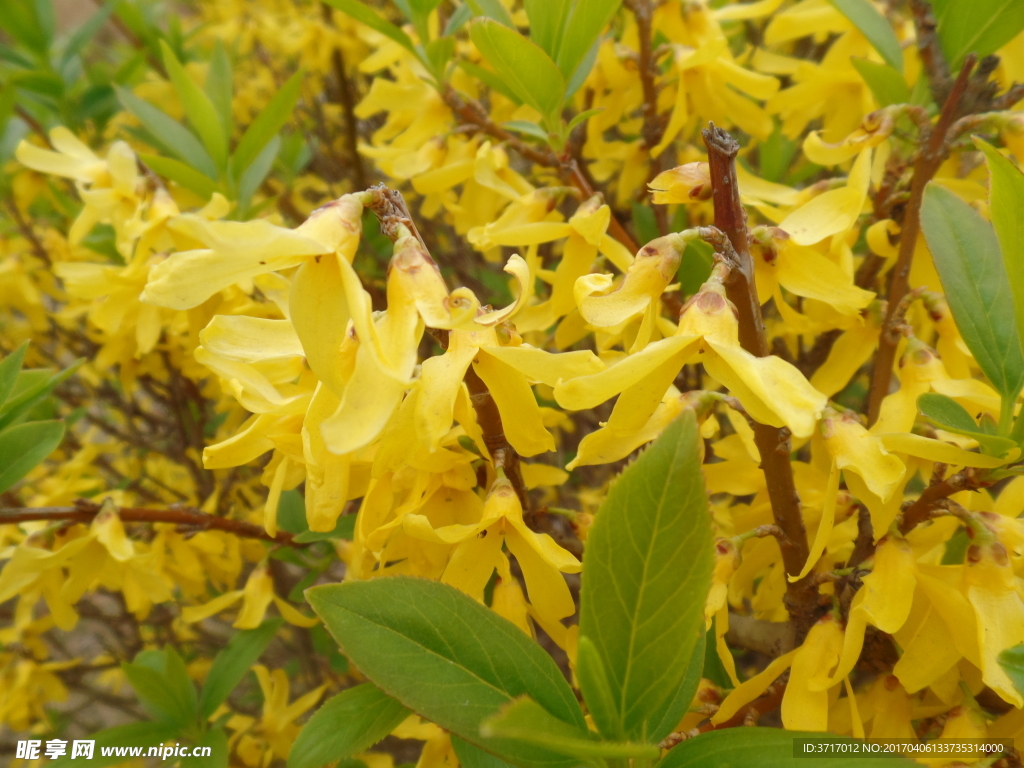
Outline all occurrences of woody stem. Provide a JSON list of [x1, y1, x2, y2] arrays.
[[702, 123, 817, 635]]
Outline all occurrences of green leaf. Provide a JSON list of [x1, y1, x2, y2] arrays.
[[555, 0, 622, 87], [656, 728, 916, 768], [122, 648, 198, 728], [423, 37, 456, 82], [934, 0, 1024, 69], [976, 139, 1024, 358], [917, 392, 1017, 455], [49, 722, 181, 768], [524, 0, 572, 60], [306, 576, 586, 768], [567, 107, 604, 134], [445, 4, 474, 35], [161, 41, 228, 172], [0, 360, 79, 434], [0, 341, 29, 408], [481, 697, 660, 760], [180, 727, 228, 768], [469, 19, 565, 122], [116, 87, 218, 179], [575, 636, 623, 740], [646, 629, 706, 744], [232, 69, 303, 179], [199, 619, 283, 720], [465, 0, 516, 27], [0, 419, 64, 494], [59, 0, 115, 70], [577, 411, 714, 741], [921, 183, 1024, 403], [457, 60, 522, 105], [206, 40, 234, 134], [451, 736, 516, 768], [237, 134, 280, 207], [0, 0, 51, 54], [850, 58, 910, 107], [323, 0, 417, 53], [503, 120, 549, 142], [826, 0, 902, 71], [999, 643, 1024, 697], [293, 514, 356, 542], [288, 684, 410, 768], [139, 153, 220, 200]]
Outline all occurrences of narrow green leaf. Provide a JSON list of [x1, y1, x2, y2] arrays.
[[49, 722, 181, 768], [288, 685, 410, 768], [237, 134, 280, 207], [469, 19, 565, 122], [850, 58, 910, 107], [567, 107, 604, 134], [306, 577, 586, 768], [935, 0, 1024, 69], [466, 0, 516, 27], [206, 40, 234, 134], [917, 393, 1017, 455], [293, 514, 356, 542], [161, 41, 228, 171], [164, 646, 200, 723], [322, 0, 416, 53], [976, 139, 1024, 357], [575, 636, 623, 740], [524, 0, 572, 60], [826, 0, 902, 71], [578, 411, 714, 740], [0, 360, 79, 433], [0, 419, 64, 494], [139, 153, 220, 200], [482, 697, 660, 760], [646, 629, 706, 743], [116, 86, 218, 179], [564, 40, 600, 101], [921, 183, 1024, 402], [555, 0, 621, 86], [424, 37, 456, 82], [0, 0, 50, 54], [180, 727, 228, 768], [451, 736, 516, 768], [656, 728, 916, 768], [445, 4, 473, 35], [59, 0, 115, 70], [199, 619, 283, 720], [503, 120, 549, 142], [0, 341, 29, 408], [999, 643, 1024, 697], [232, 69, 302, 179], [457, 60, 522, 105]]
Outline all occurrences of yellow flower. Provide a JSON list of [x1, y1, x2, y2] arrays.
[[782, 614, 844, 731], [181, 564, 319, 629]]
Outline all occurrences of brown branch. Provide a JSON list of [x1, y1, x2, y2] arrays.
[[6, 199, 52, 266], [910, 0, 952, 106], [866, 55, 976, 425], [702, 124, 817, 634], [440, 87, 639, 252], [14, 106, 49, 145], [322, 2, 368, 190], [898, 466, 992, 534], [0, 500, 303, 546]]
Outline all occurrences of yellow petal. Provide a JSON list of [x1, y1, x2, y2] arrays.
[[290, 254, 350, 396], [481, 345, 604, 386], [790, 460, 839, 581], [782, 615, 843, 731], [877, 433, 1011, 468], [441, 526, 505, 601], [712, 648, 798, 724], [200, 317, 304, 362], [823, 412, 904, 501], [474, 254, 532, 326], [417, 343, 477, 452], [860, 536, 916, 633], [964, 546, 1024, 707], [779, 150, 871, 245], [234, 567, 275, 629], [776, 243, 874, 315], [473, 353, 554, 456], [810, 323, 879, 398], [272, 595, 319, 627], [182, 590, 244, 623]]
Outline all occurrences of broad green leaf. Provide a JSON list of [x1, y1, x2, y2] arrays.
[[49, 722, 181, 768], [452, 736, 516, 768], [524, 0, 572, 60], [237, 134, 280, 207], [481, 697, 660, 760], [577, 411, 714, 741], [575, 636, 623, 740], [0, 341, 28, 408], [199, 619, 283, 720], [850, 58, 910, 107], [469, 19, 565, 122], [646, 629, 706, 744], [180, 727, 228, 768], [656, 728, 916, 768], [122, 648, 198, 728], [306, 577, 586, 768], [999, 643, 1024, 697], [0, 0, 51, 54], [288, 684, 410, 768], [921, 183, 1024, 402], [116, 87, 218, 179], [976, 139, 1024, 355], [466, 0, 516, 27], [935, 0, 1024, 69], [232, 69, 303, 179], [458, 60, 522, 105], [323, 0, 416, 53], [161, 41, 228, 171], [917, 393, 1017, 455], [555, 0, 622, 87], [0, 419, 64, 494], [140, 153, 220, 200], [826, 0, 902, 71], [206, 40, 234, 134]]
